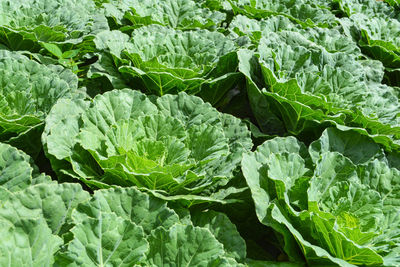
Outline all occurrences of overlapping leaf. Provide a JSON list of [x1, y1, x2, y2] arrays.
[[0, 162, 249, 266], [0, 142, 54, 194], [0, 142, 250, 266], [57, 187, 248, 266], [0, 143, 87, 266], [1, 0, 399, 266], [334, 0, 400, 18], [0, 218, 63, 267]]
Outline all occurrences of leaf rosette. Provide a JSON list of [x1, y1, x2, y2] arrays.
[[0, 142, 64, 267], [228, 0, 338, 27], [348, 14, 400, 69], [90, 25, 241, 105], [235, 16, 400, 151], [0, 0, 108, 51], [0, 50, 86, 157], [56, 187, 248, 266], [98, 0, 226, 30], [335, 0, 400, 84], [43, 89, 252, 204], [242, 127, 400, 266]]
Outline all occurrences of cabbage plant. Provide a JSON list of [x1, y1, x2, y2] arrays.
[[242, 127, 400, 266], [89, 25, 241, 104], [0, 142, 50, 194], [228, 0, 337, 27], [0, 50, 86, 157], [335, 0, 400, 85], [98, 0, 226, 30], [42, 89, 252, 204], [0, 0, 108, 51], [346, 14, 400, 69], [0, 142, 79, 266], [235, 16, 400, 150]]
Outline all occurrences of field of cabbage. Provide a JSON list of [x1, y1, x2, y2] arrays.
[[1, 0, 400, 266]]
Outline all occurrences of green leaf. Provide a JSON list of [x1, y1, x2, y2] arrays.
[[0, 218, 62, 267], [72, 187, 180, 235], [0, 0, 108, 52], [63, 212, 148, 266], [145, 224, 226, 266], [237, 22, 400, 151], [192, 210, 247, 261], [62, 49, 80, 59], [0, 142, 34, 192], [228, 0, 337, 27], [0, 183, 90, 236], [42, 43, 63, 59]]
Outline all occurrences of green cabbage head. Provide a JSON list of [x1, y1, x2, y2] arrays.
[[43, 89, 252, 205], [0, 0, 108, 51], [0, 50, 86, 157], [242, 127, 400, 266]]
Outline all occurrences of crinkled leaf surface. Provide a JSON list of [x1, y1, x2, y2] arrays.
[[0, 183, 90, 236], [350, 14, 400, 69], [0, 218, 62, 267], [60, 187, 249, 266], [0, 142, 36, 192], [72, 187, 180, 234], [335, 0, 399, 18], [0, 141, 53, 193], [63, 212, 148, 267], [145, 224, 226, 266], [335, 1, 400, 71], [192, 210, 247, 261]]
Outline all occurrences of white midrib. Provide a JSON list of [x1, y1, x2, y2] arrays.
[[104, 222, 126, 265], [185, 236, 202, 267], [29, 223, 42, 267], [99, 213, 104, 267], [55, 196, 74, 235]]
